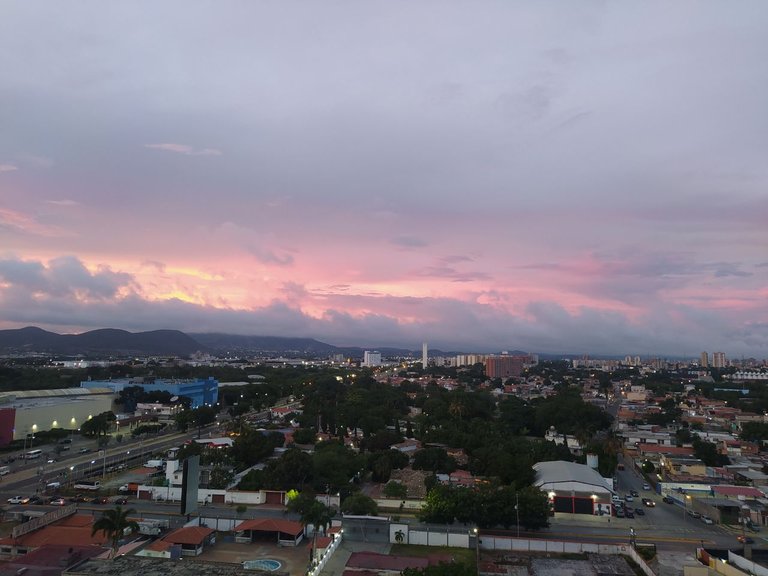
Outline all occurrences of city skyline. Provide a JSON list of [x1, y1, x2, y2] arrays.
[[1, 2, 767, 356]]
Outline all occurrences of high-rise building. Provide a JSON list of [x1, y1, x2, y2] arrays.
[[422, 342, 428, 369], [700, 352, 709, 368], [712, 352, 727, 368], [362, 351, 382, 367], [485, 355, 527, 379]]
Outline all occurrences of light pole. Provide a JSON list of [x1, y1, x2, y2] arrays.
[[473, 527, 479, 575], [515, 492, 520, 538]]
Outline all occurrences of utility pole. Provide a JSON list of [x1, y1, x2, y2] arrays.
[[515, 492, 520, 538]]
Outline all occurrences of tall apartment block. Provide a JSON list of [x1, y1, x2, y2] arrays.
[[700, 352, 709, 368], [712, 352, 727, 368]]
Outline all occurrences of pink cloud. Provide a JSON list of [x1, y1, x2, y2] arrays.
[[144, 143, 222, 156]]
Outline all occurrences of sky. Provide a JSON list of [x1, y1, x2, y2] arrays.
[[1, 2, 767, 357]]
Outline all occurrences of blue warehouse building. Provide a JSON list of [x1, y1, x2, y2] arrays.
[[80, 377, 219, 408]]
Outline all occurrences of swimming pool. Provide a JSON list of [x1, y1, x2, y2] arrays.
[[243, 559, 282, 571]]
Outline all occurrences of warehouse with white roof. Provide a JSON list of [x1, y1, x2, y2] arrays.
[[534, 460, 617, 516]]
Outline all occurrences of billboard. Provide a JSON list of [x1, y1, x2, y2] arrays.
[[180, 455, 200, 516]]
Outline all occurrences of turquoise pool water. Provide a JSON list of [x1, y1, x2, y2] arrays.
[[243, 559, 282, 571]]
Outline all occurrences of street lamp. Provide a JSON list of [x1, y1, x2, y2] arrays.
[[473, 528, 479, 575]]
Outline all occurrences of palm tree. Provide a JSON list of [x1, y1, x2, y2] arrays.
[[91, 505, 140, 559]]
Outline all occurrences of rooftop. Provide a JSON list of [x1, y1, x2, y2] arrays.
[[66, 556, 268, 576]]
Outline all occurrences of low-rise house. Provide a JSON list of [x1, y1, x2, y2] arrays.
[[159, 526, 215, 557]]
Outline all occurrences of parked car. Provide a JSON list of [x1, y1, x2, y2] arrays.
[[662, 496, 675, 504], [634, 508, 645, 516], [624, 495, 634, 502], [629, 490, 639, 497], [642, 483, 651, 490], [625, 509, 635, 519], [7, 496, 29, 504], [737, 536, 754, 544], [615, 506, 625, 518], [60, 438, 72, 444], [78, 448, 90, 454], [688, 510, 701, 519], [642, 498, 655, 507], [701, 516, 714, 525]]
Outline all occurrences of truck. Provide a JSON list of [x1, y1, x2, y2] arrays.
[[145, 459, 165, 469], [134, 519, 169, 536], [119, 482, 139, 494]]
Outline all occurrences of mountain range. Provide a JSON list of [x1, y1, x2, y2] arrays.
[[0, 326, 475, 358]]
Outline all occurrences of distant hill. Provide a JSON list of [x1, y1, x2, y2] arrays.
[[189, 333, 341, 356], [0, 326, 535, 359], [0, 327, 202, 356]]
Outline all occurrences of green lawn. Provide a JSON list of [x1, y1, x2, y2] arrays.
[[390, 544, 476, 565]]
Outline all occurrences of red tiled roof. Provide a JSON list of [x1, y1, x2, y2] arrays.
[[144, 539, 175, 552], [347, 552, 429, 571], [0, 514, 109, 548], [712, 486, 765, 498], [639, 445, 694, 455], [234, 518, 304, 536], [0, 544, 102, 568], [162, 526, 214, 546], [315, 536, 332, 549]]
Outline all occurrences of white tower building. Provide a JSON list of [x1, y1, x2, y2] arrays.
[[422, 342, 428, 368]]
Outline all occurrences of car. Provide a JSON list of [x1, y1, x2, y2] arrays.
[[91, 496, 109, 504], [60, 438, 72, 444], [624, 495, 634, 502], [611, 494, 622, 502], [7, 496, 29, 504], [625, 509, 635, 518], [642, 483, 651, 490], [615, 508, 625, 518], [114, 497, 129, 505], [50, 498, 67, 506], [634, 508, 645, 516], [701, 516, 714, 525], [688, 510, 701, 519], [737, 536, 754, 544], [27, 495, 42, 505], [662, 496, 675, 504], [629, 490, 639, 497], [78, 448, 90, 454], [69, 494, 87, 503], [46, 458, 56, 464], [642, 498, 655, 507]]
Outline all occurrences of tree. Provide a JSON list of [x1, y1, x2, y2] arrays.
[[91, 505, 140, 559], [80, 411, 116, 437], [208, 466, 235, 489], [341, 492, 378, 516], [383, 481, 408, 499]]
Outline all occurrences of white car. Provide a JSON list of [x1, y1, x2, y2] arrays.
[[624, 495, 634, 502], [701, 516, 714, 525], [642, 483, 650, 490], [7, 496, 29, 504]]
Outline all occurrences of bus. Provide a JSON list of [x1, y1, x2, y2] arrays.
[[25, 449, 43, 460], [73, 480, 100, 491]]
